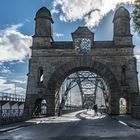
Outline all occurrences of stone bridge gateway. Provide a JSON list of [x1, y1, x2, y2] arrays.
[[24, 6, 140, 118]]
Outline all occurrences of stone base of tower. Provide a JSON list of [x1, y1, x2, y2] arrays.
[[23, 94, 39, 119], [132, 106, 140, 119], [108, 94, 120, 115], [23, 107, 34, 120], [46, 108, 56, 116], [109, 105, 119, 115], [23, 107, 56, 119], [23, 93, 57, 119]]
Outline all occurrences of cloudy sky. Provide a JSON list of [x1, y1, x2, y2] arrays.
[[0, 0, 140, 96]]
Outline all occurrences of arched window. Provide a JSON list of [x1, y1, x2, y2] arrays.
[[119, 98, 127, 114], [33, 98, 47, 117]]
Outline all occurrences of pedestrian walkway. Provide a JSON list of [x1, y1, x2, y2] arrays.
[[0, 111, 81, 133]]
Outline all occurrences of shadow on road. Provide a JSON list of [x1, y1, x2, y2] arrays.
[[0, 110, 140, 140]]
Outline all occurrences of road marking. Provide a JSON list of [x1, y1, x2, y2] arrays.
[[118, 120, 128, 126], [7, 127, 23, 133]]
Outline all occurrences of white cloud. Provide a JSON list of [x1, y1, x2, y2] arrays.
[[0, 23, 32, 62], [54, 32, 64, 37], [0, 65, 12, 74], [0, 69, 12, 75], [53, 0, 134, 28], [0, 77, 26, 95], [11, 79, 26, 84], [51, 1, 60, 15]]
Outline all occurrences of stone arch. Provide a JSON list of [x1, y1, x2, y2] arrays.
[[33, 98, 43, 116], [46, 57, 121, 115], [32, 97, 47, 117]]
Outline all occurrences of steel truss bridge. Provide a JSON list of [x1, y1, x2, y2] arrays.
[[58, 71, 109, 113]]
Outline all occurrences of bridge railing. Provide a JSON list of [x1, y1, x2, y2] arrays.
[[0, 109, 24, 118], [0, 92, 25, 102], [0, 93, 26, 124], [0, 109, 25, 125]]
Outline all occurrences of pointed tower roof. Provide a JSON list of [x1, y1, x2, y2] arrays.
[[114, 6, 130, 20]]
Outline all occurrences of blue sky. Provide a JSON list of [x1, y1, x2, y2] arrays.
[[0, 0, 140, 96]]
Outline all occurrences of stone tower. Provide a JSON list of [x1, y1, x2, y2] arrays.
[[113, 6, 132, 46], [33, 7, 54, 47], [24, 6, 140, 119]]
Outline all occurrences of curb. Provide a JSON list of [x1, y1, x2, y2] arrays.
[[110, 116, 140, 129], [0, 123, 35, 133], [124, 122, 140, 129]]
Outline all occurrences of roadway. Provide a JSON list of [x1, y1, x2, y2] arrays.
[[0, 110, 140, 140]]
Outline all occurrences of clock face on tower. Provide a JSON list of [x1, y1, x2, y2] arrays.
[[75, 38, 91, 54]]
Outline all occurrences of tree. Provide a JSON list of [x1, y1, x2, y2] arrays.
[[132, 0, 140, 35]]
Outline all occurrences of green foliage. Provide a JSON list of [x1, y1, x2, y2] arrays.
[[132, 0, 140, 35]]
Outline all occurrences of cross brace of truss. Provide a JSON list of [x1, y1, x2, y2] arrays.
[[58, 72, 109, 113]]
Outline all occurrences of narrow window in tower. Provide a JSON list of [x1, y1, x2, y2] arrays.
[[121, 65, 126, 85], [38, 68, 44, 83], [40, 69, 43, 83]]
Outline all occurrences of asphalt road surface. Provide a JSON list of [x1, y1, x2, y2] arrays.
[[0, 110, 140, 140]]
